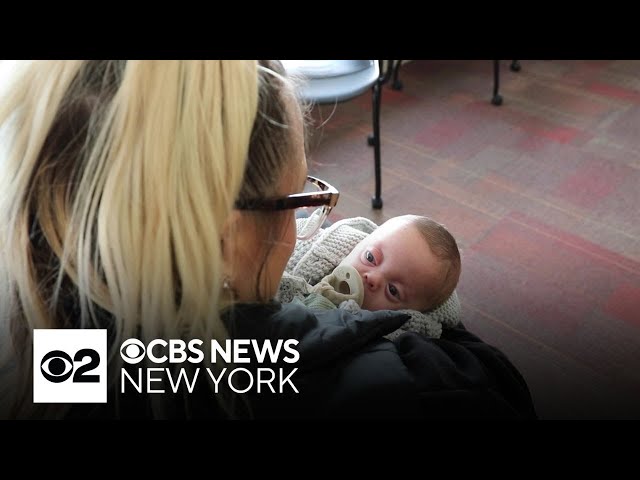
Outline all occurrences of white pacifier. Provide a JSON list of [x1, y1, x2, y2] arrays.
[[322, 264, 364, 307]]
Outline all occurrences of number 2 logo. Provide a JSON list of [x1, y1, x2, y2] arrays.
[[40, 349, 100, 383]]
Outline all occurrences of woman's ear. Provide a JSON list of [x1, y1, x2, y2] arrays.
[[220, 210, 258, 303], [220, 210, 242, 268]]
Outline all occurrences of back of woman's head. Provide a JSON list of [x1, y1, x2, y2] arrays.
[[0, 60, 297, 418]]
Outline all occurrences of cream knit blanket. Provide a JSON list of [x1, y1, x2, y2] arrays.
[[277, 217, 461, 339]]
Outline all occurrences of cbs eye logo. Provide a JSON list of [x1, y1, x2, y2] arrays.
[[33, 329, 107, 403], [40, 349, 100, 383], [119, 339, 145, 364]]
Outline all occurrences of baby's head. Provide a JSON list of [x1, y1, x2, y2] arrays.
[[339, 215, 461, 312]]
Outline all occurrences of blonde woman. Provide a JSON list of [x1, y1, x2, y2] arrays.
[[0, 60, 536, 419]]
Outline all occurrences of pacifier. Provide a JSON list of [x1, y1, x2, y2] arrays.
[[311, 264, 364, 307]]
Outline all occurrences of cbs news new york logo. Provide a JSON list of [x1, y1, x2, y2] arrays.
[[34, 329, 300, 402], [33, 329, 107, 403]]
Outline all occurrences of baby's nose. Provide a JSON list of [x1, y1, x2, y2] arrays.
[[363, 272, 381, 290]]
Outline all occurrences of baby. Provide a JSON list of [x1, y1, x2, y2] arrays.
[[278, 214, 462, 339], [339, 215, 460, 312]]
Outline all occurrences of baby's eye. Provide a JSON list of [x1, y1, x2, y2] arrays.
[[365, 250, 375, 264], [388, 284, 399, 298]]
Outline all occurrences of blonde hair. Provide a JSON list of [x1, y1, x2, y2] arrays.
[[0, 60, 285, 418]]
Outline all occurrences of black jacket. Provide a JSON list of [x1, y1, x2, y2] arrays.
[[63, 301, 536, 420], [222, 302, 537, 419]]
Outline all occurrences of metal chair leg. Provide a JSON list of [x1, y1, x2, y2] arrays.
[[392, 60, 403, 90], [366, 60, 396, 207], [371, 79, 383, 209], [492, 60, 503, 106]]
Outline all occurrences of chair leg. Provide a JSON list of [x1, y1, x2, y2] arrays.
[[491, 60, 503, 106], [510, 60, 521, 72], [368, 60, 392, 146], [371, 80, 383, 209], [367, 134, 375, 146], [392, 60, 403, 90]]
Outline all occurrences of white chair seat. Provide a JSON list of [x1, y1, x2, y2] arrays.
[[280, 60, 386, 209], [280, 60, 380, 104]]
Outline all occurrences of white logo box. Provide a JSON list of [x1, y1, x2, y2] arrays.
[[33, 329, 107, 403]]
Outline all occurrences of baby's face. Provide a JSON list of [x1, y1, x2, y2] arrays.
[[339, 217, 445, 312]]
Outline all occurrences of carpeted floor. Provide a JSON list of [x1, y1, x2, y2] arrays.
[[305, 60, 640, 419]]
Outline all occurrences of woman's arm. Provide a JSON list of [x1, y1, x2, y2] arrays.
[[392, 324, 538, 419]]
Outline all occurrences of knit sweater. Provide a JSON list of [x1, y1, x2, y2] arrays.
[[277, 217, 461, 339]]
